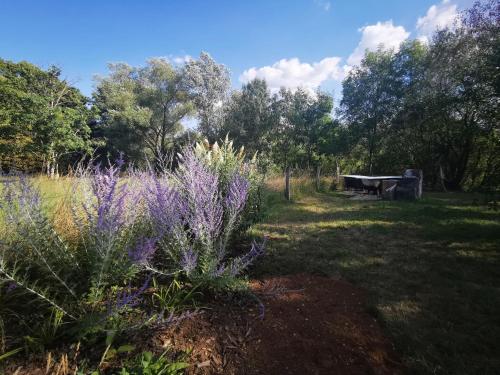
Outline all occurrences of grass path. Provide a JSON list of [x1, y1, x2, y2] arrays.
[[250, 185, 500, 374]]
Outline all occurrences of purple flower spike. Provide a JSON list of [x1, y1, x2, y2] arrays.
[[90, 162, 129, 235], [180, 248, 198, 274], [145, 176, 186, 236], [225, 173, 250, 214], [128, 237, 157, 264], [176, 149, 223, 242], [230, 237, 267, 276], [110, 276, 151, 313]]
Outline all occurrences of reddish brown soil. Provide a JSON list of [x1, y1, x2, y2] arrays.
[[6, 274, 403, 374], [156, 274, 403, 375]]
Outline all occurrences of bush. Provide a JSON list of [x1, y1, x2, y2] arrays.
[[0, 139, 266, 359], [141, 141, 266, 291]]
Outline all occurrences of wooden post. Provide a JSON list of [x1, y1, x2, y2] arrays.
[[439, 165, 447, 192], [315, 165, 321, 192], [284, 166, 291, 201], [417, 170, 423, 199]]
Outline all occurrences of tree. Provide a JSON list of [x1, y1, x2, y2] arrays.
[[183, 52, 230, 141], [340, 48, 399, 175], [271, 88, 333, 170], [0, 59, 91, 174], [220, 79, 277, 156], [337, 0, 499, 190], [93, 59, 194, 167]]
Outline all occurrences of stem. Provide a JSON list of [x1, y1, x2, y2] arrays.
[[0, 268, 77, 320]]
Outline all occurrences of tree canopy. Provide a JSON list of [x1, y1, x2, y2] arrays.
[[0, 1, 498, 190]]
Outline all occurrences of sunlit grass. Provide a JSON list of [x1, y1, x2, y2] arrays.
[[252, 177, 500, 375], [2, 175, 499, 374]]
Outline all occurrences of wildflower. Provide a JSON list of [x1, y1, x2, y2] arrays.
[[110, 276, 151, 313], [128, 237, 157, 265], [175, 149, 223, 243], [180, 248, 198, 275], [225, 173, 250, 214]]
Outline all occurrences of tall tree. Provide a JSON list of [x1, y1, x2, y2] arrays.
[[183, 52, 230, 141], [220, 79, 277, 156], [340, 49, 399, 175], [272, 88, 333, 170], [0, 59, 91, 174], [93, 59, 194, 167]]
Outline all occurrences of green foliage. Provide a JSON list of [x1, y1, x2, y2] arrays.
[[194, 136, 265, 230], [0, 59, 92, 173], [220, 78, 277, 156], [118, 351, 189, 375], [183, 52, 231, 141], [339, 2, 499, 190], [150, 278, 201, 314], [93, 59, 195, 168]]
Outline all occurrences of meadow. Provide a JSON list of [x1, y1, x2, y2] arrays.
[[252, 177, 500, 374], [1, 173, 499, 374]]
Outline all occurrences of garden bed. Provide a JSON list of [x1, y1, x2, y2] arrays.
[[5, 275, 402, 374], [154, 274, 401, 374]]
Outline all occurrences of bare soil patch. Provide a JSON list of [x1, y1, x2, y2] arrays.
[[5, 274, 402, 374], [157, 274, 403, 375]]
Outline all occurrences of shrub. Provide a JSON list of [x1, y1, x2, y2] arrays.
[[0, 139, 267, 359], [142, 143, 266, 291], [0, 168, 148, 351]]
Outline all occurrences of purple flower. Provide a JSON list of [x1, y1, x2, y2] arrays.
[[110, 276, 151, 313], [0, 175, 44, 227], [145, 175, 186, 236], [89, 163, 128, 235], [230, 237, 267, 276], [225, 173, 250, 214], [180, 248, 198, 274], [6, 282, 18, 293], [176, 149, 223, 243], [128, 237, 157, 264]]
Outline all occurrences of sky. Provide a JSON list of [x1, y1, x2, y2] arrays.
[[0, 0, 475, 102]]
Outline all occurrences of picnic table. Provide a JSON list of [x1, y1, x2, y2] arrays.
[[341, 171, 422, 199]]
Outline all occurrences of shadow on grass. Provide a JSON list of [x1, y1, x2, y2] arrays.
[[250, 189, 500, 375]]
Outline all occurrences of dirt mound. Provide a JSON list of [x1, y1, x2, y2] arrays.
[[158, 274, 403, 374], [6, 275, 402, 374]]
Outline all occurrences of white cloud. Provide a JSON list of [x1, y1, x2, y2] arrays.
[[152, 55, 193, 65], [240, 57, 343, 94], [416, 0, 459, 43], [347, 21, 410, 66], [172, 55, 193, 65], [314, 0, 331, 12]]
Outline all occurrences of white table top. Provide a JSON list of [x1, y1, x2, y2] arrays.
[[341, 175, 403, 180]]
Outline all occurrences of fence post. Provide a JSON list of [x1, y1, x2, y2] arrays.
[[315, 165, 321, 192], [284, 166, 291, 201]]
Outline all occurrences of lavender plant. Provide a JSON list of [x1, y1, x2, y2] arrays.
[[144, 143, 266, 290], [0, 175, 79, 319], [0, 165, 150, 350], [0, 139, 267, 356], [72, 159, 141, 292]]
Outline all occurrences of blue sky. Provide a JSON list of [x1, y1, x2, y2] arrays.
[[0, 0, 474, 100]]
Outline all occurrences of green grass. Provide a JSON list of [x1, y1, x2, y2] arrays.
[[3, 176, 499, 374], [250, 178, 500, 375]]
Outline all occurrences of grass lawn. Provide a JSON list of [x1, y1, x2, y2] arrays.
[[250, 178, 500, 374]]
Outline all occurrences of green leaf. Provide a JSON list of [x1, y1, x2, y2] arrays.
[[0, 347, 23, 362], [167, 362, 190, 371], [117, 344, 135, 353]]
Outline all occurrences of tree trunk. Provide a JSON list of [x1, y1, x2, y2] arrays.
[[284, 166, 291, 201]]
